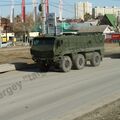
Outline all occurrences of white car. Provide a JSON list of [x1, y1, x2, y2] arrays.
[[0, 42, 13, 48]]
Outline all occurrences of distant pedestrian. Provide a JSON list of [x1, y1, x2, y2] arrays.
[[0, 37, 2, 48]]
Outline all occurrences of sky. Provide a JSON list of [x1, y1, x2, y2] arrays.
[[0, 0, 120, 18]]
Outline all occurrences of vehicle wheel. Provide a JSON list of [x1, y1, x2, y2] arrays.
[[73, 54, 85, 70], [90, 52, 101, 66], [60, 56, 72, 72], [39, 63, 50, 72]]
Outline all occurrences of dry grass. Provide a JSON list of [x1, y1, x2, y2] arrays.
[[0, 47, 32, 64]]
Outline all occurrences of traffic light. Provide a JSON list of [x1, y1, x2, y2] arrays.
[[38, 4, 42, 12]]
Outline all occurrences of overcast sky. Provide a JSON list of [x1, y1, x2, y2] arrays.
[[0, 0, 120, 18]]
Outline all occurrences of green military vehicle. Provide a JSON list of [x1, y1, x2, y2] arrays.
[[30, 32, 104, 72]]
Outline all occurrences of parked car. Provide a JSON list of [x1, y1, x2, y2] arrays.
[[0, 41, 13, 48]]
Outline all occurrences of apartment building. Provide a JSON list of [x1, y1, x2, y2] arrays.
[[75, 1, 92, 20], [93, 6, 120, 18]]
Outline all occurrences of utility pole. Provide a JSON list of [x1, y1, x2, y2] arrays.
[[59, 0, 63, 21], [5, 19, 8, 42], [59, 0, 63, 34], [41, 0, 46, 34], [22, 0, 25, 23], [33, 0, 37, 22], [21, 0, 27, 44], [10, 0, 14, 23], [45, 0, 49, 17], [45, 0, 49, 34], [117, 11, 120, 32], [10, 0, 14, 35]]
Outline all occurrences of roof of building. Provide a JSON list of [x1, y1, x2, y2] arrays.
[[106, 14, 117, 27], [77, 25, 112, 33], [69, 23, 92, 29], [101, 14, 117, 27]]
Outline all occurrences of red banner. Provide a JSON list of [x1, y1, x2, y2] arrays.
[[111, 34, 120, 40]]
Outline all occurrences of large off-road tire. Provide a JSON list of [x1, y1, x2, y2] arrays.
[[90, 52, 101, 66], [73, 54, 85, 70], [60, 56, 72, 72]]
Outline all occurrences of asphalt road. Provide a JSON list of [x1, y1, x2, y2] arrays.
[[0, 57, 120, 120]]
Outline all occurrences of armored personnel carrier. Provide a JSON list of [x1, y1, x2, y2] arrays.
[[30, 32, 104, 72]]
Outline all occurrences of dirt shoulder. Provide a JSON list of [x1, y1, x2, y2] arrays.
[[0, 46, 33, 64], [104, 43, 120, 54], [0, 43, 120, 64], [74, 98, 120, 120]]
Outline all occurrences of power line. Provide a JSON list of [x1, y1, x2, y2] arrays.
[[50, 1, 74, 6], [50, 2, 73, 14], [0, 2, 38, 7], [0, 0, 20, 3]]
